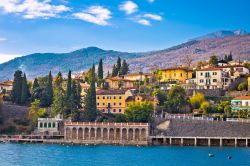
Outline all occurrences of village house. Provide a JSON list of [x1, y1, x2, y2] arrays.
[[159, 67, 193, 84], [36, 114, 63, 135], [217, 65, 249, 80], [0, 80, 13, 96], [126, 94, 158, 107], [123, 72, 152, 82], [105, 76, 136, 89], [96, 89, 136, 114], [231, 96, 250, 112], [195, 67, 231, 89], [248, 75, 250, 90]]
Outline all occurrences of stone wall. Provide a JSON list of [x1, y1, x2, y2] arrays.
[[64, 122, 149, 145]]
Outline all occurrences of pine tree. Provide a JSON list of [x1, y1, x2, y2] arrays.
[[66, 70, 72, 99], [98, 58, 103, 80], [21, 73, 29, 104], [83, 65, 97, 121], [228, 52, 233, 61], [224, 54, 228, 62], [12, 70, 23, 104], [32, 78, 39, 91]]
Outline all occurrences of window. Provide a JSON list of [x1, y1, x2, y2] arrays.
[[48, 123, 51, 128], [103, 103, 105, 106], [97, 96, 99, 99], [119, 96, 122, 99], [200, 79, 204, 83], [213, 72, 217, 75], [102, 109, 105, 112], [40, 123, 43, 128], [113, 109, 116, 112], [180, 73, 183, 77], [119, 103, 122, 106], [114, 96, 116, 99], [246, 102, 249, 106], [119, 109, 122, 112], [52, 122, 56, 128], [44, 123, 47, 128], [103, 96, 105, 99], [114, 103, 116, 106], [97, 103, 100, 106], [213, 79, 217, 82], [200, 72, 203, 76]]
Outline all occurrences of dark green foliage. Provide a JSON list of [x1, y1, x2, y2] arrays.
[[32, 78, 39, 91], [66, 70, 72, 99], [98, 58, 103, 80], [114, 114, 127, 122], [83, 65, 97, 121], [55, 72, 63, 87], [116, 57, 121, 75], [12, 70, 23, 104], [166, 85, 187, 113], [21, 73, 29, 104], [209, 55, 218, 66], [120, 60, 129, 75], [112, 64, 118, 77], [40, 71, 53, 107]]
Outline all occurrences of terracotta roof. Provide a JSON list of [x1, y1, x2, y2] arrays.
[[96, 89, 128, 95], [160, 67, 193, 72], [197, 67, 222, 71], [232, 96, 250, 100], [0, 80, 13, 86], [217, 65, 245, 68], [107, 76, 135, 82], [125, 72, 152, 77]]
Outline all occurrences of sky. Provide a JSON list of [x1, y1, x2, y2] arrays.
[[0, 0, 250, 63]]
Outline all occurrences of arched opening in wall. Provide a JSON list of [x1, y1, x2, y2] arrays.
[[109, 128, 114, 140], [84, 128, 89, 140], [116, 128, 120, 140], [141, 129, 147, 141], [72, 128, 77, 140], [52, 122, 56, 128], [96, 128, 101, 140], [135, 128, 140, 141], [90, 128, 95, 139], [78, 128, 83, 140], [103, 128, 108, 140], [39, 122, 43, 128], [66, 127, 71, 140], [48, 122, 51, 128], [122, 128, 127, 141], [128, 128, 133, 141], [44, 123, 47, 128]]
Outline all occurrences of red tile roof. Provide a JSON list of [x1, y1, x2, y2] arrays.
[[232, 96, 250, 100]]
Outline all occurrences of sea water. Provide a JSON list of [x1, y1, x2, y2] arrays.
[[0, 144, 249, 166]]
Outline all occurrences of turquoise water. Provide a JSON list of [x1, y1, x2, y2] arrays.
[[0, 144, 249, 166]]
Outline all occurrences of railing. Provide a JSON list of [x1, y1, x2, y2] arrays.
[[64, 122, 149, 126], [156, 113, 214, 121], [226, 118, 250, 123]]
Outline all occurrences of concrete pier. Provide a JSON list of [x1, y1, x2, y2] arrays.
[[150, 136, 250, 147]]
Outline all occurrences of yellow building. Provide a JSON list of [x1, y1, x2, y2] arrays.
[[96, 89, 134, 114], [126, 94, 157, 107], [123, 72, 152, 81], [106, 76, 136, 89], [248, 75, 250, 90], [159, 67, 193, 83]]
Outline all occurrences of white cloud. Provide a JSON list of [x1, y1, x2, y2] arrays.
[[119, 1, 138, 15], [0, 38, 7, 41], [0, 0, 70, 19], [144, 13, 162, 21], [137, 19, 151, 26], [73, 6, 112, 26], [0, 53, 21, 64], [148, 0, 155, 3]]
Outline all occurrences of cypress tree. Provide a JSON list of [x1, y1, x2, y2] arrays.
[[116, 57, 121, 75], [83, 65, 97, 121], [21, 73, 29, 104], [112, 64, 118, 77], [228, 52, 233, 61], [52, 72, 65, 116], [120, 60, 129, 75], [98, 58, 103, 80], [66, 70, 72, 99], [55, 72, 63, 87], [12, 70, 23, 104], [45, 71, 53, 106], [32, 78, 39, 91]]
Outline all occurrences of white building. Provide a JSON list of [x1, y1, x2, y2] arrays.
[[37, 115, 63, 135]]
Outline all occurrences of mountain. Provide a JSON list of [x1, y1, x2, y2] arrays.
[[191, 29, 249, 41], [0, 30, 250, 81], [0, 47, 140, 80]]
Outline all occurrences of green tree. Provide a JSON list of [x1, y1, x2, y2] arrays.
[[83, 65, 97, 121], [32, 78, 40, 92], [120, 60, 129, 75], [66, 70, 72, 99], [116, 57, 121, 75], [166, 86, 186, 113], [200, 101, 210, 115], [115, 114, 127, 122], [238, 82, 248, 91], [152, 89, 167, 107], [209, 55, 218, 66], [12, 70, 23, 104], [189, 92, 205, 109], [98, 58, 103, 80], [228, 52, 233, 61], [125, 101, 153, 122], [55, 72, 63, 87], [28, 99, 48, 127], [21, 73, 29, 104], [112, 64, 118, 77]]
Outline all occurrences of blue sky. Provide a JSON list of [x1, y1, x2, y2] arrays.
[[0, 0, 250, 63]]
